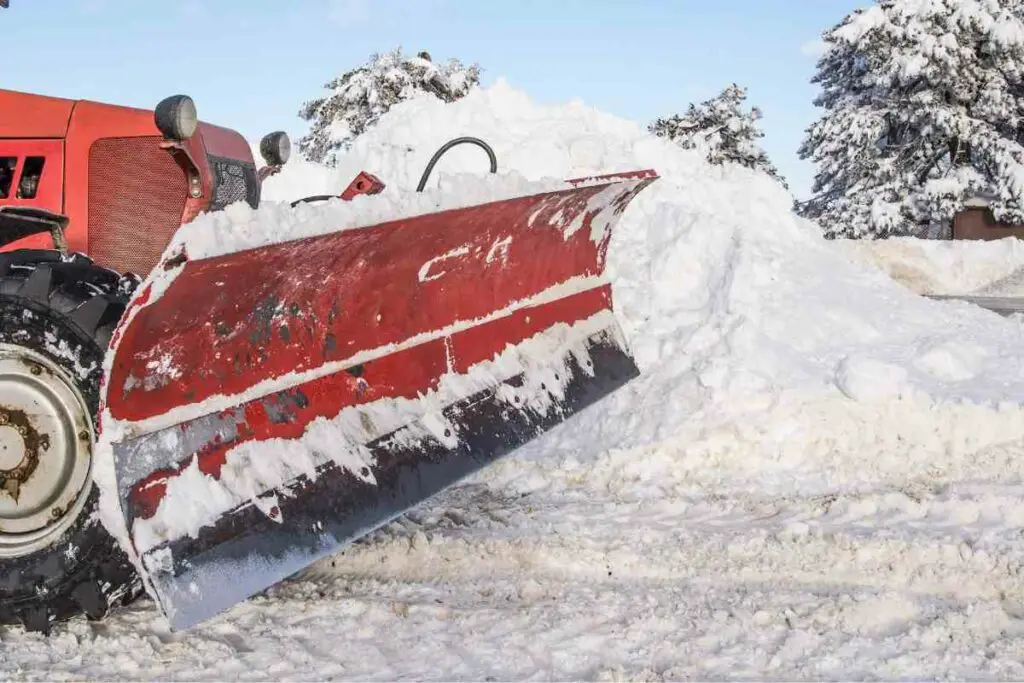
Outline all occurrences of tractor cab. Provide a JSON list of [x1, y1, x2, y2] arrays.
[[0, 90, 290, 277]]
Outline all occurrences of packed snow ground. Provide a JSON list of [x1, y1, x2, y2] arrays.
[[841, 235, 1024, 297], [10, 81, 1024, 680]]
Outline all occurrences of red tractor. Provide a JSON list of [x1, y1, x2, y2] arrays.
[[0, 87, 656, 633], [0, 89, 291, 631]]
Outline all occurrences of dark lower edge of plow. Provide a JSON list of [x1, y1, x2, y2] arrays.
[[145, 327, 639, 629]]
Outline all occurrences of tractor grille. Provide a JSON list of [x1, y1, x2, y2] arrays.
[[88, 137, 188, 277], [209, 155, 260, 212]]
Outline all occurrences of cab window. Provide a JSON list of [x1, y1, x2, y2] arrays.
[[0, 157, 15, 198], [16, 156, 45, 199]]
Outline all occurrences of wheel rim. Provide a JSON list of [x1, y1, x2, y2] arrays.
[[0, 343, 93, 558]]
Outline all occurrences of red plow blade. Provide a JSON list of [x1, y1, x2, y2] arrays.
[[99, 170, 658, 629]]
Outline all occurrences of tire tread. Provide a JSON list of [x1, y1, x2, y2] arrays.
[[0, 250, 143, 635]]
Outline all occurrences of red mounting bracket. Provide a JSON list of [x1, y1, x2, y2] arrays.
[[340, 172, 386, 201]]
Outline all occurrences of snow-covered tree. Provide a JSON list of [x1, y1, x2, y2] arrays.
[[648, 84, 788, 187], [798, 0, 1024, 239], [297, 48, 481, 165]]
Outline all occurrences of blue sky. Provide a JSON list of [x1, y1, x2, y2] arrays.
[[3, 0, 867, 198]]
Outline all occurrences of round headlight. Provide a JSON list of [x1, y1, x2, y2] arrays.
[[154, 94, 198, 141], [260, 131, 291, 166]]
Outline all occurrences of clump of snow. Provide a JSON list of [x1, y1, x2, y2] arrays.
[[834, 355, 911, 401], [162, 169, 628, 262]]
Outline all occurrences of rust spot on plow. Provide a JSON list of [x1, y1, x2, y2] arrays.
[[262, 388, 311, 424], [323, 334, 337, 358], [249, 295, 281, 346]]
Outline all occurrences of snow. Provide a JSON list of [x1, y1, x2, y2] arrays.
[[156, 171, 635, 262], [38, 78, 1024, 678], [839, 235, 1024, 295]]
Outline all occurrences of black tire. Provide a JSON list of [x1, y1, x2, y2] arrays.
[[0, 249, 144, 633]]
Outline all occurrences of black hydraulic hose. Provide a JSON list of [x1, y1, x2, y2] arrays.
[[289, 194, 336, 208], [416, 137, 497, 192], [288, 137, 498, 206]]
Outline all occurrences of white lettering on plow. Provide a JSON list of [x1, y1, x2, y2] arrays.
[[417, 244, 472, 282], [417, 234, 512, 284]]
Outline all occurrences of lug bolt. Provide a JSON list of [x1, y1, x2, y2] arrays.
[[78, 430, 89, 441], [29, 365, 41, 376], [0, 414, 9, 425]]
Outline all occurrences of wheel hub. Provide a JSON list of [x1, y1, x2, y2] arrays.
[[0, 408, 45, 497], [0, 344, 93, 557]]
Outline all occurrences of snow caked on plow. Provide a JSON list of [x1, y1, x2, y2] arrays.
[[94, 166, 657, 629]]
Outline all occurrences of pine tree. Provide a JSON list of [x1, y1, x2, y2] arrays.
[[649, 83, 788, 188], [798, 0, 1024, 239], [297, 48, 481, 166]]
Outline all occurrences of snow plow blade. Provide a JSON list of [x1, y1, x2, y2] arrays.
[[100, 170, 658, 629]]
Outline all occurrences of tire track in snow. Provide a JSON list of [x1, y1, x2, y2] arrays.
[[5, 480, 1024, 680], [299, 482, 1024, 605]]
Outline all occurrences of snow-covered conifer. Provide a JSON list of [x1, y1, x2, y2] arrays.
[[649, 83, 788, 187], [298, 48, 481, 165], [798, 0, 1024, 238]]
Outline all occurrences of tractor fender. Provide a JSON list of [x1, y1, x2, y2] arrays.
[[0, 207, 68, 251]]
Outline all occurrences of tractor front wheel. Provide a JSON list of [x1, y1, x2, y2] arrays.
[[0, 250, 143, 633]]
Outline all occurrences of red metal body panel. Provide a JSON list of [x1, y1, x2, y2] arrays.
[[0, 90, 75, 139], [63, 100, 255, 271], [199, 122, 254, 160], [63, 99, 172, 258], [0, 89, 256, 275], [105, 175, 656, 424]]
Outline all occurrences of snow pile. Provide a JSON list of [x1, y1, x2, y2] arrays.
[[247, 78, 1024, 501], [166, 166, 610, 261], [94, 80, 1024, 621], [838, 235, 1024, 296]]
